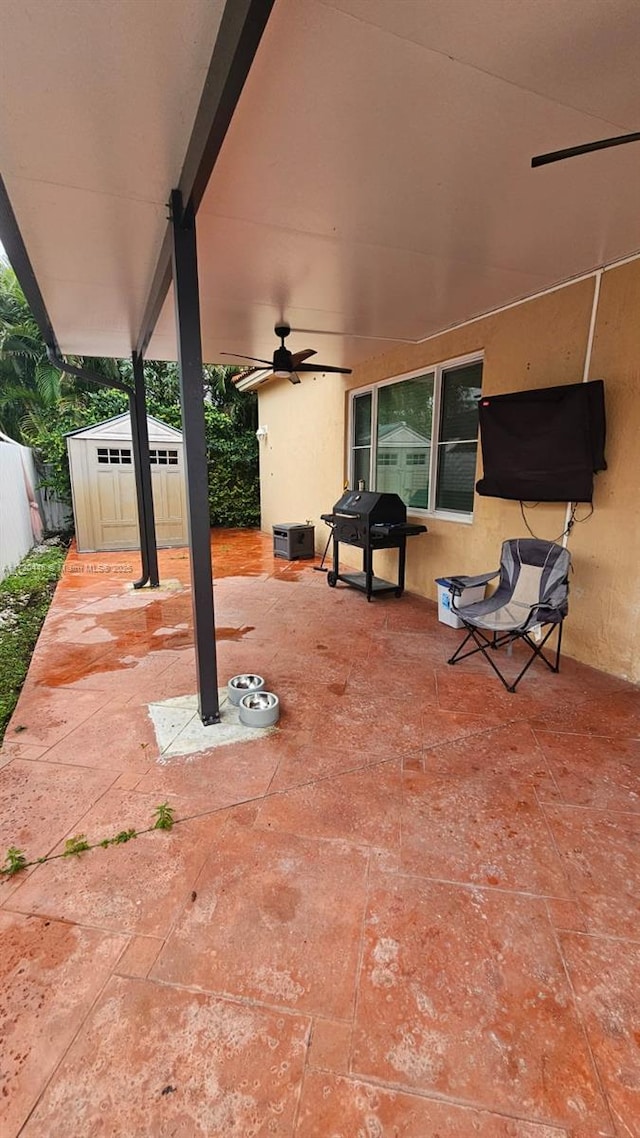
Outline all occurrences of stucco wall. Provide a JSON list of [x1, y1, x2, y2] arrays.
[[258, 373, 347, 549], [257, 261, 640, 682]]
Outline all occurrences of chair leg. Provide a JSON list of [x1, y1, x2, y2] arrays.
[[506, 624, 563, 691], [554, 621, 563, 672], [448, 621, 565, 693], [447, 627, 476, 665], [448, 624, 519, 693]]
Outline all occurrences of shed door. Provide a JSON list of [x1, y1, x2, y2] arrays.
[[91, 442, 186, 551], [149, 445, 186, 545], [93, 444, 139, 550]]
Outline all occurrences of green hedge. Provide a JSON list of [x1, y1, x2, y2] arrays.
[[0, 544, 66, 742]]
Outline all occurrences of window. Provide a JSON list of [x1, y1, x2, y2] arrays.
[[149, 448, 179, 465], [349, 355, 482, 518], [97, 447, 132, 465]]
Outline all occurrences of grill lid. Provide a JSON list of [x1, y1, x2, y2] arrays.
[[329, 490, 407, 524]]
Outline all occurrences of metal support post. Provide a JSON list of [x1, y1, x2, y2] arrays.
[[131, 353, 159, 588], [170, 189, 220, 724]]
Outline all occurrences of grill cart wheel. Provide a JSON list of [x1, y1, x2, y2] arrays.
[[327, 571, 337, 587]]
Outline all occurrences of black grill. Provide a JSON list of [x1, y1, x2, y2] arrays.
[[321, 491, 427, 600]]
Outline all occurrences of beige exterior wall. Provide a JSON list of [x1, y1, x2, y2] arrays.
[[258, 373, 347, 544], [258, 260, 640, 683]]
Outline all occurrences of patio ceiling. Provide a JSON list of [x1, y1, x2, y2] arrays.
[[3, 0, 640, 367]]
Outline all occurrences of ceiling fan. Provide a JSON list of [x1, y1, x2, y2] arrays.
[[532, 130, 640, 167], [221, 322, 352, 385]]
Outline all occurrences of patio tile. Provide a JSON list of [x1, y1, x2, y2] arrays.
[[40, 696, 159, 773], [436, 670, 567, 720], [0, 911, 126, 1138], [307, 1019, 352, 1074], [384, 602, 444, 635], [134, 737, 280, 809], [269, 740, 411, 793], [295, 1071, 569, 1137], [560, 932, 640, 1135], [420, 709, 517, 751], [422, 723, 556, 784], [256, 759, 402, 849], [114, 934, 164, 978], [215, 638, 280, 682], [542, 806, 640, 939], [401, 763, 571, 895], [304, 693, 426, 757], [268, 648, 353, 687], [0, 759, 115, 883], [529, 691, 640, 740], [19, 975, 310, 1138], [347, 658, 439, 704], [545, 897, 589, 934], [151, 825, 369, 1018], [533, 730, 640, 813], [5, 686, 111, 747], [351, 875, 611, 1132], [0, 740, 50, 763], [38, 648, 183, 699], [6, 790, 228, 936]]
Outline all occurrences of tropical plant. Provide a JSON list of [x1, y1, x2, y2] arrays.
[[0, 264, 260, 526]]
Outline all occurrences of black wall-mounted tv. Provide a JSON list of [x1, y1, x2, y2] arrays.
[[475, 379, 606, 503]]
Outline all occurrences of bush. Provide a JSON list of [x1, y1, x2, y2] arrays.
[[0, 543, 66, 742], [206, 408, 260, 527]]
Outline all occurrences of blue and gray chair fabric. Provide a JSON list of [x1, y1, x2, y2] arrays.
[[446, 538, 571, 692]]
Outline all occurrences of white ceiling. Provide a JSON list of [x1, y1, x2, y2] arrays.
[[0, 0, 225, 356], [2, 0, 640, 366]]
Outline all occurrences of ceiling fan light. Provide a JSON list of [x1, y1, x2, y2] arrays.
[[273, 368, 291, 379]]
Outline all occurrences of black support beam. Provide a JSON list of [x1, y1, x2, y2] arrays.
[[170, 190, 220, 725], [131, 353, 160, 589]]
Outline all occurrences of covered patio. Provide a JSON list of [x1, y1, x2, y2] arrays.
[[2, 0, 640, 1133], [1, 530, 639, 1135]]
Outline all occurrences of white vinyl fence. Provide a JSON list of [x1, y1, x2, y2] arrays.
[[0, 434, 69, 580]]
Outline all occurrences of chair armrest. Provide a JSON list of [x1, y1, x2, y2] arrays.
[[442, 570, 499, 596]]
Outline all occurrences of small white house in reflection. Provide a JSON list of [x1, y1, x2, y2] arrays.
[[376, 422, 478, 512], [376, 422, 430, 507]]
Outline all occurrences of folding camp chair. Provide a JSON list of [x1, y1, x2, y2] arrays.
[[446, 538, 571, 693]]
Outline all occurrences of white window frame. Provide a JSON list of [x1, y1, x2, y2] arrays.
[[348, 351, 483, 524]]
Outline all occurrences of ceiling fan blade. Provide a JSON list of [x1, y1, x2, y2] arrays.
[[295, 362, 352, 374], [531, 130, 640, 167], [288, 372, 302, 385], [220, 352, 272, 365], [291, 348, 317, 366]]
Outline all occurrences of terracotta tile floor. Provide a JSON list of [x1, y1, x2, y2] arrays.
[[1, 529, 639, 1137]]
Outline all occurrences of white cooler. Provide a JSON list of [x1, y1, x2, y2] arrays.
[[435, 578, 486, 629]]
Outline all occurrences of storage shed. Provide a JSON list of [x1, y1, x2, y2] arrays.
[[67, 414, 187, 553]]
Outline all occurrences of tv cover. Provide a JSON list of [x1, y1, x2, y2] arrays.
[[476, 379, 606, 502]]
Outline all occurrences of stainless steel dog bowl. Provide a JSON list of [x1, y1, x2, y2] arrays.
[[227, 674, 265, 706], [238, 690, 280, 728]]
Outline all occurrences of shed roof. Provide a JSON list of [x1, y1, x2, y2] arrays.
[[66, 414, 182, 444]]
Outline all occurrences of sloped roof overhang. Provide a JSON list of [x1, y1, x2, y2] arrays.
[[3, 1, 640, 375]]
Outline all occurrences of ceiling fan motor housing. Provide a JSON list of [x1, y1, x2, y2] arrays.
[[273, 344, 293, 372]]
